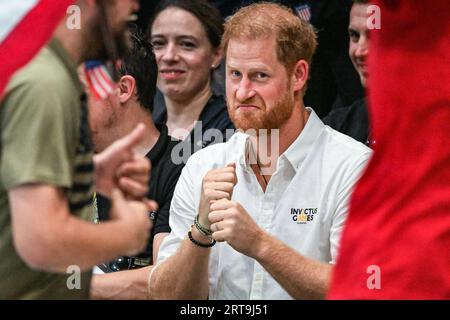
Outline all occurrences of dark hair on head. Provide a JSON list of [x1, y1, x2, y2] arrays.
[[353, 0, 370, 4], [148, 0, 224, 49], [117, 24, 157, 113]]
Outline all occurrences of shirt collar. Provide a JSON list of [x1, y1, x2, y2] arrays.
[[283, 108, 324, 172], [48, 38, 83, 95], [237, 107, 325, 173]]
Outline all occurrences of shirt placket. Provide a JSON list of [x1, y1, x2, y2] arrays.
[[249, 173, 276, 299]]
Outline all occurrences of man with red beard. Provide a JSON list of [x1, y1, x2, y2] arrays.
[[149, 3, 371, 300]]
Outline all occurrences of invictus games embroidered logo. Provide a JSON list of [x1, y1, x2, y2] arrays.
[[291, 208, 318, 224]]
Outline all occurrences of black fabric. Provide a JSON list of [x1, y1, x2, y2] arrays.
[[146, 124, 184, 238], [152, 78, 235, 150], [322, 98, 370, 146], [211, 0, 241, 17], [136, 0, 159, 31], [96, 124, 184, 265], [68, 94, 95, 213]]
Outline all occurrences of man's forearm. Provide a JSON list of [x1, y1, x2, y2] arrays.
[[35, 216, 135, 273], [90, 266, 152, 300], [252, 232, 332, 300], [9, 184, 148, 273], [149, 227, 210, 299]]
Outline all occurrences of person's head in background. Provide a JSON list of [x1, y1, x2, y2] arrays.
[[55, 0, 140, 64], [349, 0, 370, 88], [148, 0, 224, 139], [87, 26, 158, 153]]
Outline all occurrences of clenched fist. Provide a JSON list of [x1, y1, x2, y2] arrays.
[[208, 198, 264, 258], [197, 163, 237, 229]]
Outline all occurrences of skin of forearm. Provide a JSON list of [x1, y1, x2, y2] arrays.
[[90, 266, 152, 300], [34, 215, 136, 273], [252, 232, 333, 300], [149, 227, 211, 300]]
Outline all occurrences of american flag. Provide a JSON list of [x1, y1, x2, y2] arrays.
[[83, 61, 116, 100], [295, 4, 312, 22], [0, 0, 74, 100]]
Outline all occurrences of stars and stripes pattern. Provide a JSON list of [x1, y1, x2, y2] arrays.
[[295, 4, 312, 22], [83, 61, 116, 100]]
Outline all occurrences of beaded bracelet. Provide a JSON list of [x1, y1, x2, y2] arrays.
[[188, 225, 216, 248]]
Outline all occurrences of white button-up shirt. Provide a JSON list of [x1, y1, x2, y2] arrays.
[[157, 109, 372, 299]]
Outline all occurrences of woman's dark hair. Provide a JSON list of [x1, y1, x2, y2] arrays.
[[118, 25, 157, 113], [148, 0, 224, 49]]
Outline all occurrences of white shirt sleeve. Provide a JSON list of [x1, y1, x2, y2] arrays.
[[329, 151, 372, 264]]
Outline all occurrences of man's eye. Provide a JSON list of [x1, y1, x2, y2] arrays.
[[255, 72, 268, 80], [230, 70, 241, 78]]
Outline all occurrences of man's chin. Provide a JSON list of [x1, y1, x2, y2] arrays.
[[233, 120, 265, 134]]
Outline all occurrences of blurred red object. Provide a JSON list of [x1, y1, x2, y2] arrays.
[[329, 0, 450, 299], [0, 0, 74, 100]]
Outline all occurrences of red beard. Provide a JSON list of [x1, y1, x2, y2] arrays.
[[227, 90, 295, 135]]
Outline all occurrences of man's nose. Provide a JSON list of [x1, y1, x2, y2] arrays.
[[235, 77, 256, 102]]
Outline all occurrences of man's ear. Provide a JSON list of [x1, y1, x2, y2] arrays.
[[118, 75, 136, 104], [291, 60, 309, 93]]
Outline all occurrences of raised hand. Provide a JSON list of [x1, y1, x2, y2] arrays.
[[94, 123, 151, 200], [197, 163, 237, 229], [208, 198, 264, 258]]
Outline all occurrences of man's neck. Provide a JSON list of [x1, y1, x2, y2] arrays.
[[249, 101, 310, 178], [100, 107, 160, 157], [53, 23, 84, 65], [256, 103, 309, 161], [276, 102, 309, 156], [127, 108, 161, 157]]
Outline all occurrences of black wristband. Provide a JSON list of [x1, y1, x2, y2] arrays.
[[188, 225, 216, 248]]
